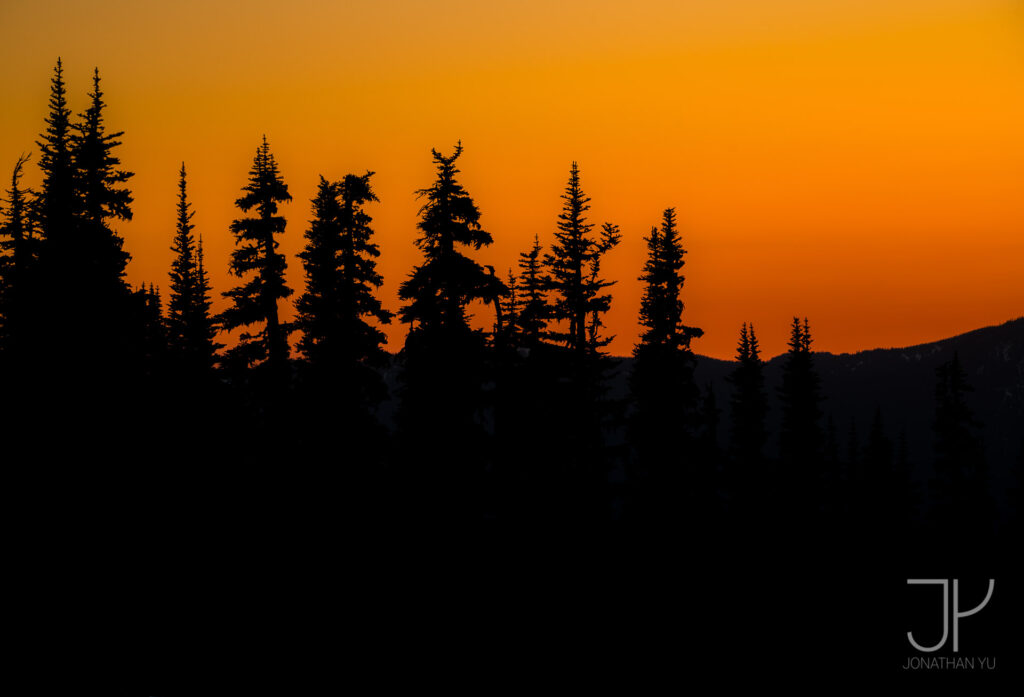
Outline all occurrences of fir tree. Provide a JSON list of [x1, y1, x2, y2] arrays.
[[500, 268, 519, 344], [728, 322, 768, 465], [395, 143, 505, 519], [398, 142, 503, 335], [513, 235, 550, 347], [630, 209, 702, 525], [544, 162, 619, 356], [295, 173, 391, 405], [71, 67, 133, 288], [35, 59, 76, 243], [167, 164, 220, 375], [219, 136, 293, 374], [777, 317, 823, 519], [167, 163, 198, 359], [0, 154, 37, 353], [191, 234, 221, 370]]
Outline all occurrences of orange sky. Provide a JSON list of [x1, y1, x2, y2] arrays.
[[1, 0, 1022, 360]]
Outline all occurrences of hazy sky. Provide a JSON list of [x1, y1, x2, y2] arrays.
[[1, 0, 1022, 359]]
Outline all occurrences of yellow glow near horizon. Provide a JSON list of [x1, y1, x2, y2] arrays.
[[1, 0, 1022, 359]]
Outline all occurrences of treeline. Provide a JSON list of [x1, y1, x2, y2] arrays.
[[0, 61, 1014, 545]]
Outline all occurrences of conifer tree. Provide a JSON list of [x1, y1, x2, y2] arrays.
[[728, 322, 768, 464], [295, 172, 391, 405], [513, 235, 550, 347], [0, 154, 37, 353], [544, 162, 619, 356], [629, 209, 702, 524], [398, 142, 503, 336], [777, 317, 823, 518], [219, 136, 293, 374], [167, 164, 220, 375], [500, 268, 519, 344], [71, 68, 133, 288], [396, 143, 505, 518], [167, 163, 198, 359], [35, 59, 76, 243], [192, 235, 221, 370], [534, 163, 621, 522]]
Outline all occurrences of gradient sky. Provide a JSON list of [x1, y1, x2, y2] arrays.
[[1, 0, 1022, 359]]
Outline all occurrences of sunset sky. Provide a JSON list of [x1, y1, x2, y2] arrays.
[[1, 0, 1021, 360]]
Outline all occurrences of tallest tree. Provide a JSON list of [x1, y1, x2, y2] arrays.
[[35, 59, 76, 244], [219, 136, 293, 376], [71, 68, 133, 293]]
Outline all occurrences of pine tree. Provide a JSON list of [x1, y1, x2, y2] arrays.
[[728, 322, 768, 464], [33, 65, 135, 376], [295, 172, 391, 403], [777, 317, 823, 519], [544, 162, 619, 356], [535, 163, 621, 522], [167, 163, 197, 359], [71, 68, 133, 288], [0, 154, 38, 354], [35, 59, 76, 243], [629, 209, 702, 524], [192, 235, 221, 370], [395, 143, 505, 519], [500, 268, 519, 344], [398, 142, 503, 335], [513, 235, 550, 347], [219, 136, 293, 374], [167, 164, 220, 375]]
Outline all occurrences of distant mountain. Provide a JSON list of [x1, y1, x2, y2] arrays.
[[667, 317, 1024, 507]]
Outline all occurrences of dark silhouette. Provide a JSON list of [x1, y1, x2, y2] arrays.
[[777, 316, 824, 522], [629, 208, 702, 527], [0, 153, 37, 354], [540, 163, 621, 525], [167, 164, 220, 376], [726, 322, 769, 527], [931, 352, 990, 541], [396, 142, 505, 523], [293, 172, 392, 475], [512, 235, 551, 347], [219, 136, 293, 378]]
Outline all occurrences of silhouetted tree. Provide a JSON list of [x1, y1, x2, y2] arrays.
[[630, 209, 703, 526], [71, 68, 133, 283], [219, 136, 293, 377], [725, 322, 769, 525], [167, 164, 219, 375], [193, 236, 220, 369], [777, 317, 823, 520], [29, 65, 137, 384], [728, 322, 767, 464], [511, 235, 550, 348], [138, 283, 166, 369], [35, 59, 76, 244], [0, 154, 38, 354], [499, 268, 519, 344], [295, 173, 391, 409], [931, 353, 989, 540], [396, 142, 505, 520], [544, 162, 619, 356], [532, 163, 622, 523]]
